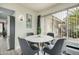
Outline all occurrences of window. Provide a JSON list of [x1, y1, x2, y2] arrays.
[[52, 10, 67, 38], [44, 6, 79, 40], [68, 7, 79, 39]]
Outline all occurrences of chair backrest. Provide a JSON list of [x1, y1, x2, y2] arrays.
[[27, 33, 35, 44], [52, 39, 65, 55], [27, 33, 34, 36], [18, 37, 34, 55], [47, 33, 54, 37]]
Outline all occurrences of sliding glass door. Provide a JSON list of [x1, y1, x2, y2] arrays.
[[52, 10, 67, 38], [68, 7, 79, 40], [43, 6, 79, 40]]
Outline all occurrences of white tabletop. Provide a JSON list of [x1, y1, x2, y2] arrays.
[[20, 35, 53, 43]]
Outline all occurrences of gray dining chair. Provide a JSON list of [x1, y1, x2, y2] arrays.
[[45, 33, 54, 45], [27, 33, 39, 50], [47, 33, 54, 37], [18, 37, 39, 55], [27, 33, 34, 36], [43, 39, 65, 55]]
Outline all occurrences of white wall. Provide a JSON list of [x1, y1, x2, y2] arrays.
[[0, 4, 38, 50]]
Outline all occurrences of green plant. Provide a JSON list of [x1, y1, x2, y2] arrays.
[[37, 27, 41, 34], [68, 8, 79, 38]]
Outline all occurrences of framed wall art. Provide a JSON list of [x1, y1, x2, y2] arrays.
[[26, 14, 32, 28]]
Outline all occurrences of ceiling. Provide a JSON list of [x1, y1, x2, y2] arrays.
[[0, 7, 14, 19], [20, 3, 57, 12]]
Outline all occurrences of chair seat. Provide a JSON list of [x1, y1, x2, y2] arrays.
[[30, 45, 39, 50], [28, 41, 39, 50], [43, 39, 65, 55], [43, 47, 62, 55], [18, 37, 39, 55], [22, 49, 39, 55], [45, 33, 54, 45], [26, 32, 39, 51], [47, 45, 54, 49]]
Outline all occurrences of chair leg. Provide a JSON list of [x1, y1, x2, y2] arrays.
[[21, 53, 23, 55], [37, 52, 39, 55], [44, 52, 45, 55]]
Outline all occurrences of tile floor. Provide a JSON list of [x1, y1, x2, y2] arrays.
[[0, 36, 20, 55]]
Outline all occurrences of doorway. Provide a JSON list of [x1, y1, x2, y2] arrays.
[[0, 21, 7, 38], [0, 7, 15, 53]]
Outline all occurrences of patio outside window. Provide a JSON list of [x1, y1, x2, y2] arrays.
[[68, 7, 79, 40], [44, 6, 79, 40]]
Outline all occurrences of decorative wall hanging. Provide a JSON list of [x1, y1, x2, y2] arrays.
[[26, 14, 32, 28]]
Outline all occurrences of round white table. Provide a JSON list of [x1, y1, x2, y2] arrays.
[[20, 35, 53, 55]]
